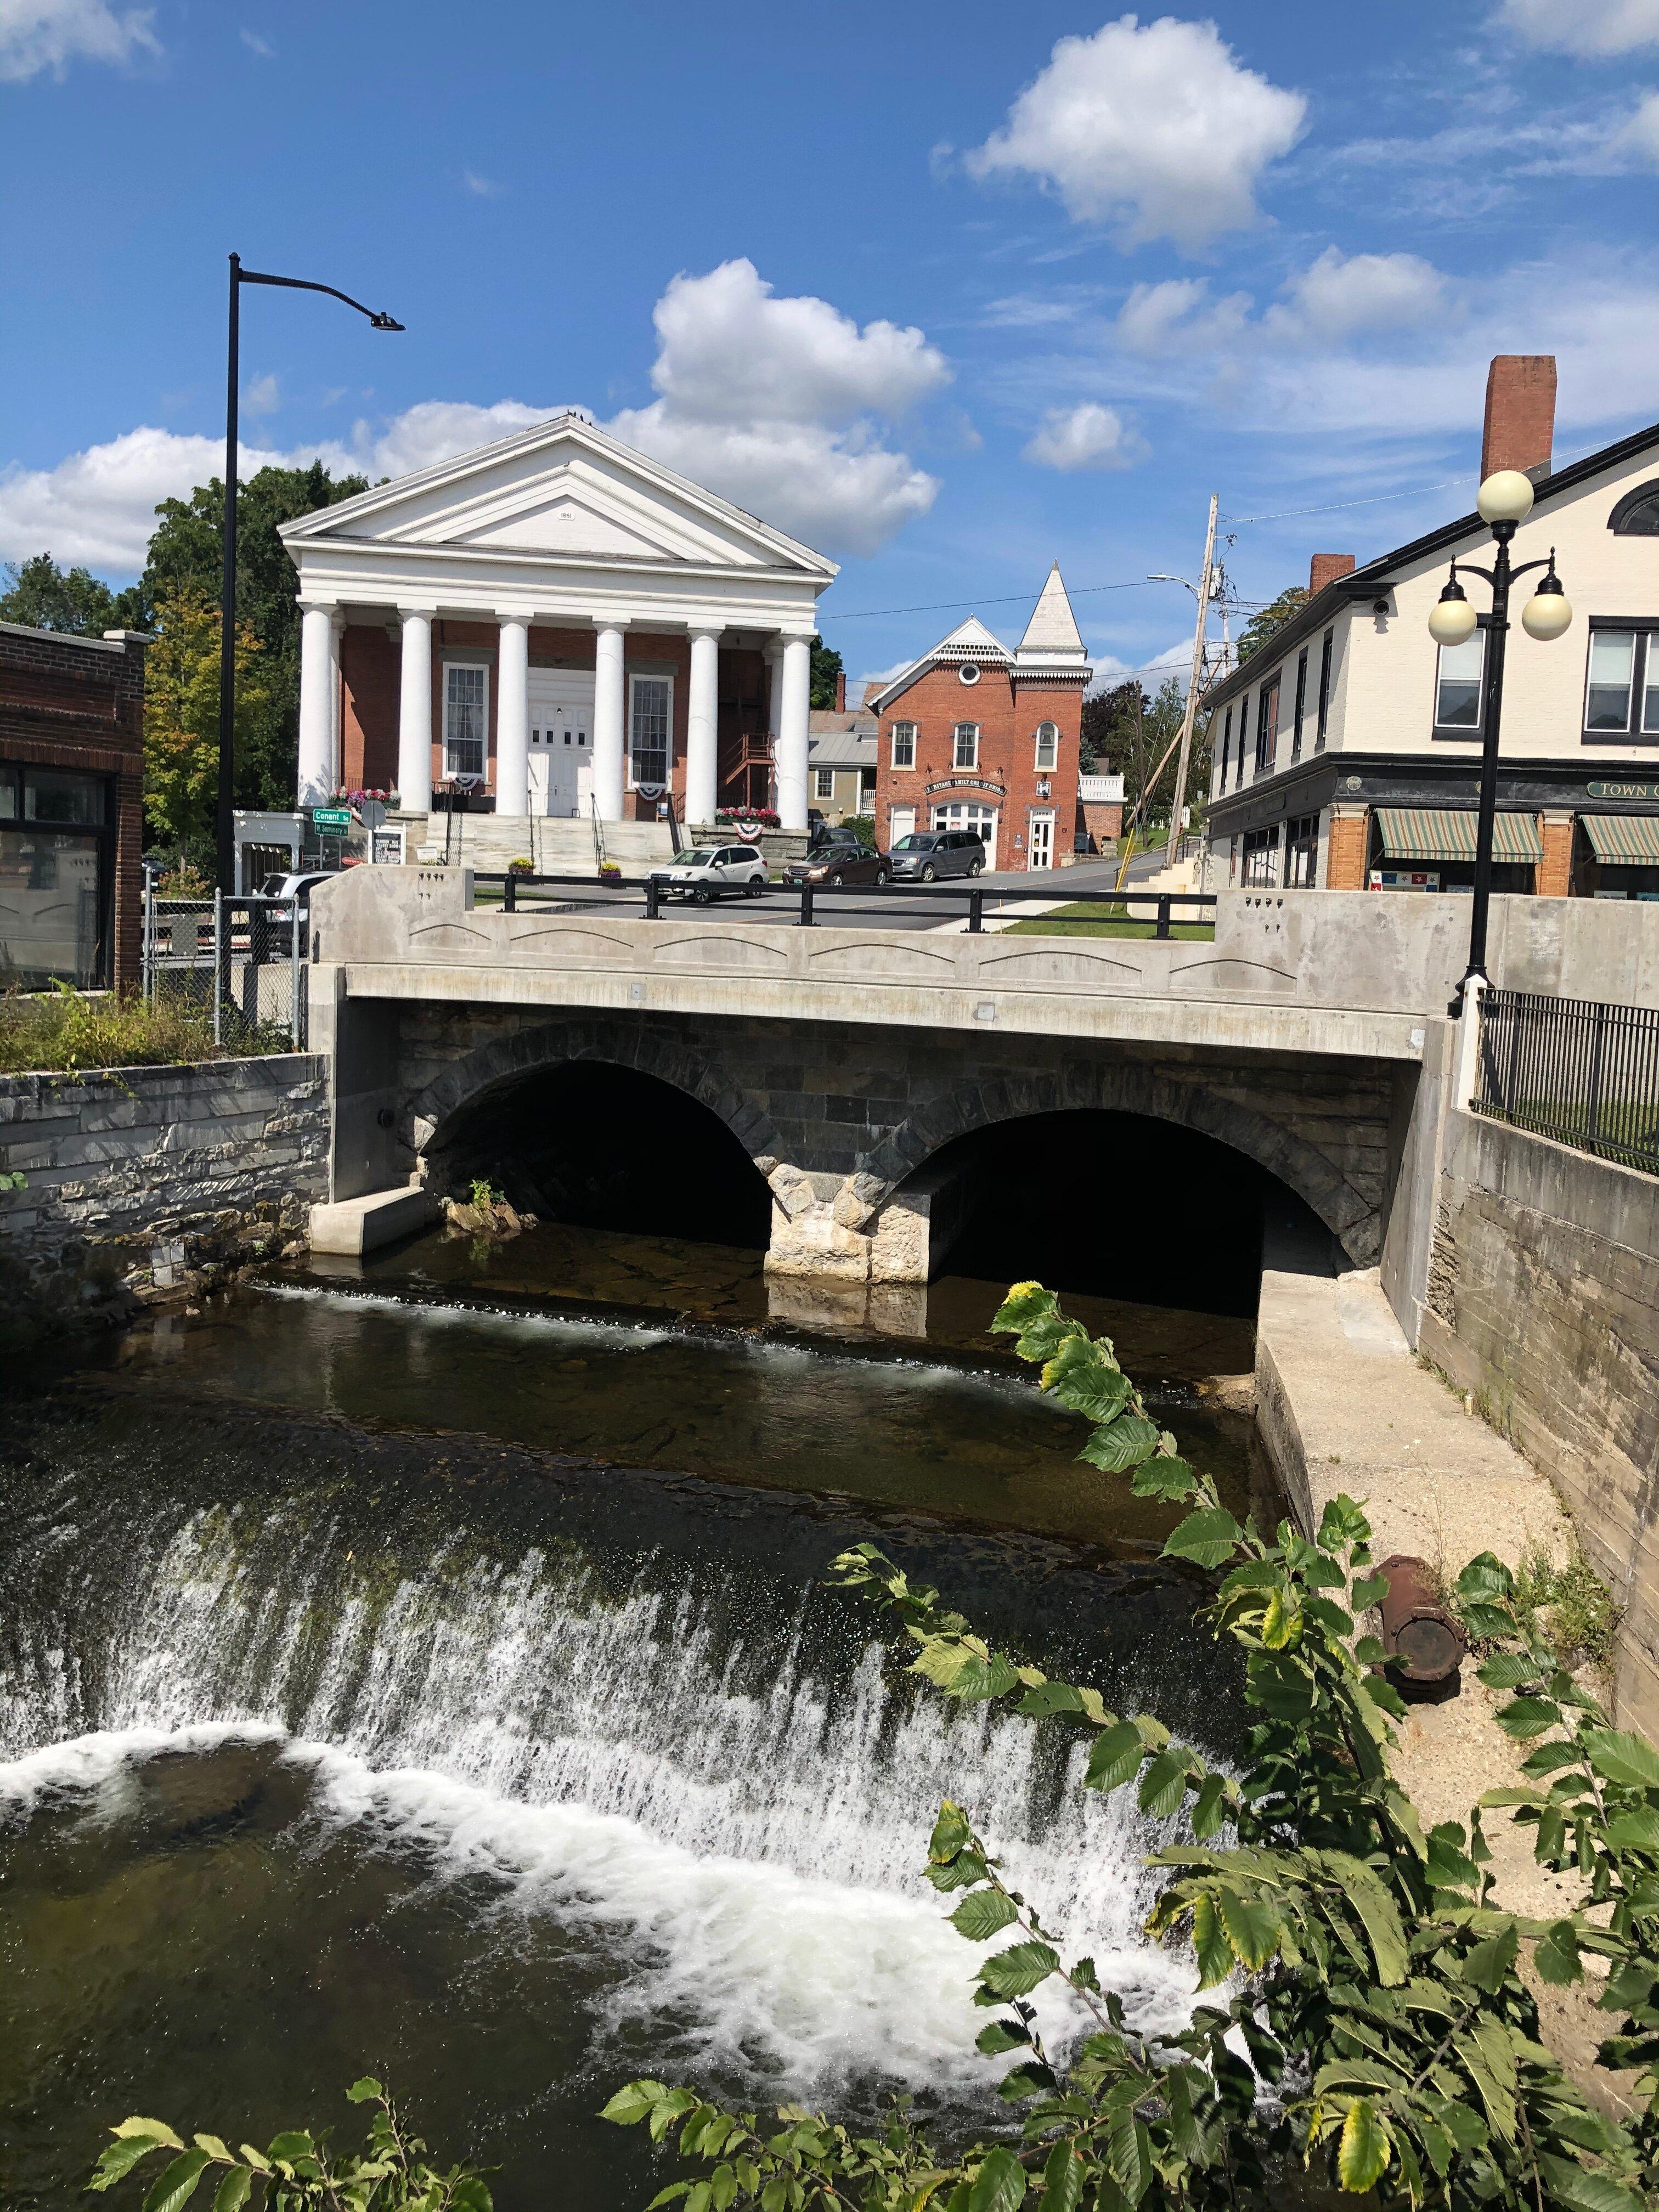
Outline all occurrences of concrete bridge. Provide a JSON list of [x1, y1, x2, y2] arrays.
[[304, 864, 1652, 1333]]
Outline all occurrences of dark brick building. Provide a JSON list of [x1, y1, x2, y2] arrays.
[[871, 566, 1092, 872], [1, 622, 149, 991]]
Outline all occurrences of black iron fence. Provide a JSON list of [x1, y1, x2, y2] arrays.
[[481, 871, 1216, 939], [1475, 986, 1659, 1176], [142, 891, 307, 1051]]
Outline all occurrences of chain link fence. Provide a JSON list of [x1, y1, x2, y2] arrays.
[[142, 890, 308, 1051]]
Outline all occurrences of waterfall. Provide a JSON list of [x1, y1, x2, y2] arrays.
[[1, 1391, 1211, 2100]]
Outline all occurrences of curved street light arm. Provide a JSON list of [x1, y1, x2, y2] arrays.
[[238, 265, 404, 330]]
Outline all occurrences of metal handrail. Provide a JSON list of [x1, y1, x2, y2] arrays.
[[482, 870, 1216, 938], [1475, 986, 1658, 1176]]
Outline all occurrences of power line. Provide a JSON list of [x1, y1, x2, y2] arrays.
[[1223, 478, 1466, 526], [817, 577, 1160, 622]]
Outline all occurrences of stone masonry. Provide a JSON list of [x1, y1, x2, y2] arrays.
[[0, 1055, 329, 1335], [394, 1003, 1399, 1284]]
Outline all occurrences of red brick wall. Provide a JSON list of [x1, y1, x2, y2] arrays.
[[340, 623, 400, 793], [1309, 554, 1355, 596], [1482, 355, 1555, 481], [0, 624, 146, 990], [1325, 806, 1370, 891], [1537, 813, 1573, 898], [872, 662, 1084, 870]]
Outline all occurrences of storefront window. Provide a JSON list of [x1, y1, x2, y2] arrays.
[[0, 828, 106, 988], [25, 769, 105, 823]]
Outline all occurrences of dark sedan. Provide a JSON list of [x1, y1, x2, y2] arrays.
[[782, 840, 891, 888]]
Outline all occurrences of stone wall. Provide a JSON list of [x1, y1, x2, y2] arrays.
[[1421, 1108, 1659, 1733], [0, 1054, 329, 1336]]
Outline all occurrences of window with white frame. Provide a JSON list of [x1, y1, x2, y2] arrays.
[[443, 664, 488, 778], [815, 766, 836, 800], [1034, 720, 1059, 771], [629, 675, 670, 788], [890, 721, 916, 769], [1435, 630, 1485, 733], [953, 721, 980, 770], [1584, 626, 1659, 736]]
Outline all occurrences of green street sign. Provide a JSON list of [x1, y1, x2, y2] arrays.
[[312, 808, 352, 831]]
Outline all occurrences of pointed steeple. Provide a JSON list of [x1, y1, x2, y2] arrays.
[[1018, 563, 1085, 654]]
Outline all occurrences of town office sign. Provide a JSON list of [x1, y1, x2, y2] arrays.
[[924, 775, 1006, 797], [1588, 781, 1659, 803]]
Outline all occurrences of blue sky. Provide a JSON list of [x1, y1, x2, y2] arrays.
[[3, 0, 1658, 691]]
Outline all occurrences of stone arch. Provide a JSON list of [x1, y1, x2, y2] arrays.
[[859, 1062, 1380, 1265], [404, 1014, 783, 1179]]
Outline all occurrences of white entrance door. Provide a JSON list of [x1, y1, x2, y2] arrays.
[[1028, 810, 1054, 871], [888, 805, 916, 848], [527, 672, 595, 817], [932, 800, 998, 869]]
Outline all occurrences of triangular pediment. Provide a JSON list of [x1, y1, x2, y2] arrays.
[[936, 616, 1012, 659], [280, 411, 836, 576]]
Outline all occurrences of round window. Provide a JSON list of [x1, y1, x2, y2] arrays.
[[958, 663, 980, 685]]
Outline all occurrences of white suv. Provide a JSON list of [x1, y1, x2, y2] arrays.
[[648, 844, 769, 902]]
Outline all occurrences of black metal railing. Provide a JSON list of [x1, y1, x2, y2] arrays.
[[480, 870, 1216, 939], [1475, 987, 1659, 1176]]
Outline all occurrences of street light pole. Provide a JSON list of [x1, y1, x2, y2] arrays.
[[1427, 467, 1572, 1002], [216, 256, 404, 893]]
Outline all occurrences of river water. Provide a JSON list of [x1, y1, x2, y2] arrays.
[[1, 1225, 1266, 2211]]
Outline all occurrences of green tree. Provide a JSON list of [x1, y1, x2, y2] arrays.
[[143, 584, 280, 853], [139, 462, 369, 809], [0, 551, 150, 635], [1235, 583, 1309, 669], [809, 634, 843, 712]]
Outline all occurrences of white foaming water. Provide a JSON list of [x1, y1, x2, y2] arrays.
[[2, 1488, 1201, 2094]]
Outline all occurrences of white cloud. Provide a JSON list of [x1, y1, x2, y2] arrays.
[[240, 26, 272, 57], [242, 373, 280, 416], [1116, 277, 1252, 356], [0, 0, 158, 79], [966, 14, 1307, 252], [1265, 247, 1452, 341], [461, 169, 501, 198], [0, 403, 566, 573], [1498, 0, 1659, 52], [608, 258, 950, 556], [1023, 400, 1148, 471], [1605, 88, 1659, 163], [0, 262, 951, 574]]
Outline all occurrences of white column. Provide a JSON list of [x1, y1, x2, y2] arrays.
[[686, 625, 723, 828], [328, 612, 345, 794], [776, 634, 812, 832], [296, 601, 336, 807], [496, 613, 531, 816], [396, 608, 433, 812], [592, 619, 628, 820]]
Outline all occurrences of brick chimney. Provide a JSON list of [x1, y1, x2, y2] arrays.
[[834, 668, 846, 712], [1309, 553, 1355, 597], [1482, 354, 1555, 482]]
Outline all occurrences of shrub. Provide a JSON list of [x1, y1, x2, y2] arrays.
[[0, 981, 289, 1075]]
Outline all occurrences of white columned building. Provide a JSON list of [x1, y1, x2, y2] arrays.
[[281, 414, 836, 857]]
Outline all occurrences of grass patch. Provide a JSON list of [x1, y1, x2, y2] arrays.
[[1000, 901, 1215, 941], [1509, 1539, 1622, 1672], [0, 983, 291, 1076]]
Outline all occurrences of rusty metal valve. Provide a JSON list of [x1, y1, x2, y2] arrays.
[[1375, 1554, 1466, 1695]]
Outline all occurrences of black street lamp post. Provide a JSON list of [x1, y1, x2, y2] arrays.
[[217, 254, 404, 893], [1427, 466, 1572, 1004]]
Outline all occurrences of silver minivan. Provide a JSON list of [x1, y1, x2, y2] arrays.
[[888, 829, 986, 882]]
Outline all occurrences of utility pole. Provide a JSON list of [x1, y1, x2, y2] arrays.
[[1164, 493, 1218, 871]]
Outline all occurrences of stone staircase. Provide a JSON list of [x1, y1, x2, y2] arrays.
[[391, 811, 675, 877]]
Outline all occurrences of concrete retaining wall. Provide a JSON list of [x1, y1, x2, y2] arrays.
[[1421, 1110, 1659, 1732], [0, 1054, 329, 1332]]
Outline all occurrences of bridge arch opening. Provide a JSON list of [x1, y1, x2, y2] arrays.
[[429, 1060, 774, 1249], [897, 1108, 1325, 1318]]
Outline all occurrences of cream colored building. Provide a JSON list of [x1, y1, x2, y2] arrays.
[[1205, 357, 1659, 900]]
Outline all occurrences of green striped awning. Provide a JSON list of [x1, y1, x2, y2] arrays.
[[1375, 807, 1543, 864], [1583, 813, 1659, 863]]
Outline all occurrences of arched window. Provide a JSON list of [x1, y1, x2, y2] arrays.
[[953, 721, 980, 770], [1034, 721, 1059, 771], [1609, 479, 1659, 535]]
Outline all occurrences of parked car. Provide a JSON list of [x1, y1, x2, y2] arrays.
[[256, 871, 335, 922], [888, 829, 986, 882], [648, 844, 769, 902], [782, 838, 890, 888]]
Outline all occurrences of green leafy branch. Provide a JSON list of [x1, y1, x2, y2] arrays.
[[86, 2080, 493, 2212]]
